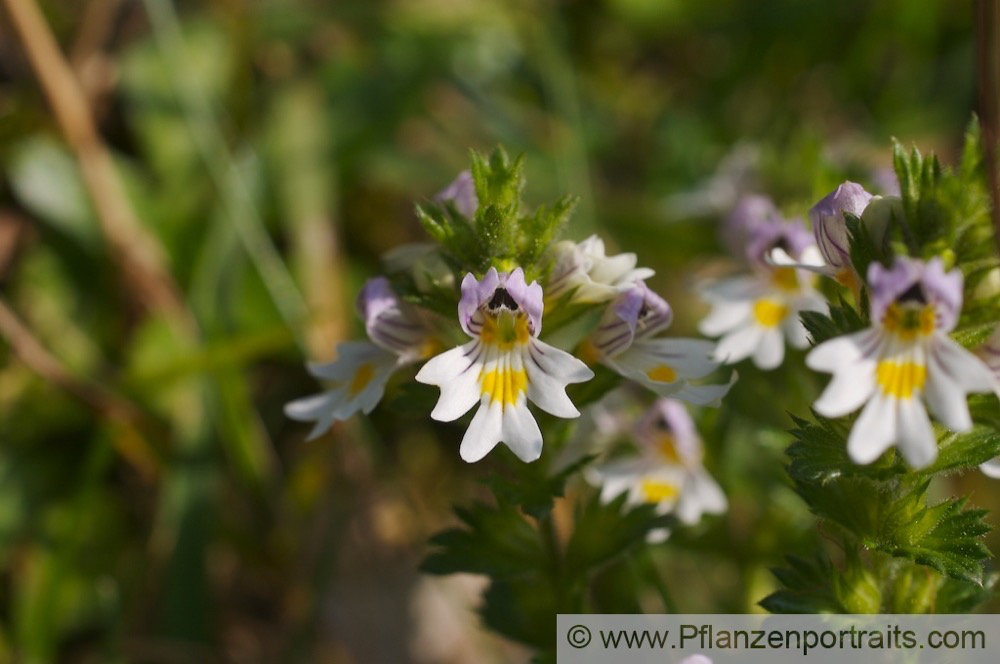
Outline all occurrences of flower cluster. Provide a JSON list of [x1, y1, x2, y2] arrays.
[[285, 168, 734, 468]]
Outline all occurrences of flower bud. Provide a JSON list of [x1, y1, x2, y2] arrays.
[[809, 181, 874, 275]]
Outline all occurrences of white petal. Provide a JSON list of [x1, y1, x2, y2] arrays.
[[460, 399, 503, 462], [530, 339, 594, 383], [980, 458, 1000, 479], [782, 314, 811, 349], [806, 330, 873, 373], [501, 399, 544, 462], [416, 342, 483, 422], [668, 373, 738, 407], [285, 391, 341, 421], [924, 350, 972, 432], [698, 300, 751, 337], [753, 328, 785, 369], [713, 324, 763, 365], [676, 468, 727, 525], [813, 362, 876, 418], [896, 396, 937, 468], [934, 334, 998, 394], [307, 341, 388, 380], [627, 338, 720, 380], [284, 392, 343, 440], [847, 394, 897, 464]]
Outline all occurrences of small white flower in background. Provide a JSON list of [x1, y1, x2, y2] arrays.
[[974, 326, 1000, 478], [699, 218, 827, 370], [807, 257, 997, 468], [588, 399, 727, 543], [416, 267, 594, 462], [589, 281, 735, 406], [285, 278, 435, 439], [545, 235, 655, 304]]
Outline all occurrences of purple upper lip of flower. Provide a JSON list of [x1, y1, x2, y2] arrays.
[[636, 399, 698, 462], [746, 217, 814, 268], [868, 256, 963, 332], [458, 267, 544, 337]]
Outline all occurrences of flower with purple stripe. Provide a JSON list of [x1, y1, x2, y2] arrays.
[[546, 235, 655, 304], [808, 257, 997, 468], [810, 181, 875, 285], [416, 267, 594, 462], [285, 277, 435, 439], [590, 282, 735, 406]]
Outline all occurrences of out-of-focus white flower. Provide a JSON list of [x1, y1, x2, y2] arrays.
[[416, 267, 593, 462], [285, 277, 435, 438], [699, 219, 827, 370], [808, 257, 997, 468], [589, 281, 735, 406], [546, 235, 655, 304], [588, 399, 726, 542]]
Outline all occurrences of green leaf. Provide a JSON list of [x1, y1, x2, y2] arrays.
[[564, 494, 675, 577], [760, 554, 844, 613], [918, 425, 1000, 476], [881, 497, 992, 585], [421, 502, 545, 578]]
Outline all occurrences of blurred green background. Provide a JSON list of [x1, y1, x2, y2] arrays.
[[0, 0, 996, 662]]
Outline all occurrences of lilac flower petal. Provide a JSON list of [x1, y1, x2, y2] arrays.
[[435, 170, 478, 218]]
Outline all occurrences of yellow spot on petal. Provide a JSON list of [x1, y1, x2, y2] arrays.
[[753, 299, 788, 328], [349, 363, 375, 397], [480, 367, 528, 406], [875, 360, 927, 399], [646, 364, 677, 383], [640, 479, 679, 503], [882, 303, 935, 341], [656, 434, 681, 463], [480, 314, 531, 350], [772, 267, 800, 291]]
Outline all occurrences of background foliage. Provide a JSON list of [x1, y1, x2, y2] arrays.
[[0, 0, 996, 662]]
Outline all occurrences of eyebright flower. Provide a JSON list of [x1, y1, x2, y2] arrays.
[[285, 278, 435, 438], [699, 218, 827, 369], [588, 399, 726, 542], [722, 194, 780, 261], [545, 235, 655, 304], [588, 281, 735, 406], [416, 267, 594, 462], [434, 170, 478, 218], [809, 181, 876, 285], [807, 257, 997, 468]]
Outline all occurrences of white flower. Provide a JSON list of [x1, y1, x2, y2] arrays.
[[807, 257, 997, 468], [416, 267, 593, 462], [589, 281, 735, 406], [545, 235, 655, 304], [700, 218, 827, 370], [588, 399, 726, 542], [285, 277, 434, 438]]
